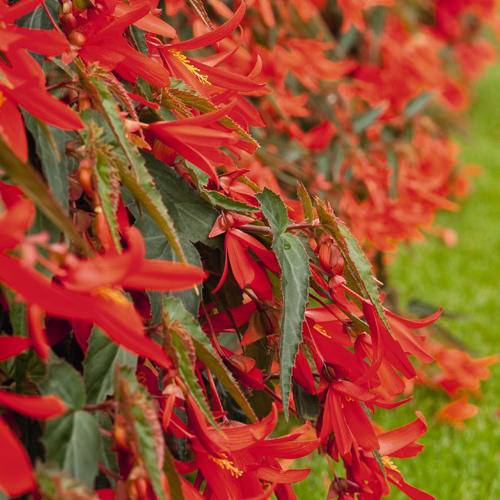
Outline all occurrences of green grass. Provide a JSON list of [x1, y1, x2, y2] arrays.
[[294, 65, 500, 499]]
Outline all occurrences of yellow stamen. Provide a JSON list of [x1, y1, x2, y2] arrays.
[[313, 323, 331, 338], [209, 454, 243, 477], [382, 456, 399, 472], [169, 50, 211, 85]]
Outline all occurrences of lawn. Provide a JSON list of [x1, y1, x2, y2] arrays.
[[294, 64, 500, 499]]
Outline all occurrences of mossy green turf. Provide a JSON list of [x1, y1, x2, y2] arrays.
[[294, 65, 500, 499]]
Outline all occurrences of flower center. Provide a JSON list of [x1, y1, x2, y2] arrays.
[[209, 454, 243, 477], [169, 50, 211, 85], [382, 456, 399, 472]]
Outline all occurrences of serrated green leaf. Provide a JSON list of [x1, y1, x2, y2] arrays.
[[257, 190, 310, 418], [169, 89, 259, 148], [353, 105, 384, 134], [163, 447, 185, 500], [164, 316, 216, 427], [24, 113, 74, 211], [95, 150, 122, 250], [40, 356, 86, 410], [404, 91, 434, 118], [43, 411, 100, 488], [36, 464, 100, 500], [115, 366, 165, 500], [297, 182, 314, 223], [0, 136, 89, 252], [315, 200, 390, 332], [255, 188, 288, 235], [84, 328, 136, 405], [273, 233, 310, 418], [162, 297, 257, 423], [81, 72, 185, 262], [204, 190, 259, 213]]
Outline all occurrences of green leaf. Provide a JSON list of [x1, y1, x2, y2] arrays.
[[36, 464, 100, 500], [82, 72, 185, 262], [353, 105, 384, 134], [255, 188, 288, 235], [162, 297, 257, 423], [17, 0, 59, 30], [163, 447, 185, 500], [84, 328, 136, 405], [142, 154, 218, 246], [315, 200, 390, 332], [115, 366, 165, 500], [297, 182, 314, 223], [273, 233, 310, 418], [256, 189, 311, 417], [0, 136, 89, 253], [40, 356, 86, 410], [204, 190, 259, 213], [164, 314, 216, 426], [404, 92, 434, 118], [95, 150, 122, 250], [24, 114, 74, 210], [43, 411, 101, 488]]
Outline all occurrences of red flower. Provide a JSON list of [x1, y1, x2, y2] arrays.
[[209, 213, 280, 300]]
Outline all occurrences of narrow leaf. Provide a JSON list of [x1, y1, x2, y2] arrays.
[[404, 92, 434, 118], [297, 182, 314, 223], [115, 366, 165, 500], [204, 190, 259, 212], [0, 136, 89, 252], [163, 297, 257, 423], [24, 113, 74, 210], [163, 447, 185, 500], [315, 200, 390, 331], [257, 189, 310, 417], [352, 105, 384, 133]]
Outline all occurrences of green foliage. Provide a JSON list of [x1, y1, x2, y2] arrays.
[[84, 328, 136, 405], [257, 188, 311, 417]]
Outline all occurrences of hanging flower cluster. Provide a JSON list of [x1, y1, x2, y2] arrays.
[[0, 1, 497, 499]]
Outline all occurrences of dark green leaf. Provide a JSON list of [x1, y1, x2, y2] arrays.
[[404, 92, 434, 118], [43, 411, 101, 488], [40, 356, 86, 410], [83, 73, 185, 262], [353, 105, 384, 134], [204, 190, 259, 213], [24, 114, 74, 210], [162, 297, 257, 423], [95, 151, 122, 250], [0, 136, 89, 252], [256, 190, 310, 417], [256, 188, 288, 235], [84, 328, 136, 405]]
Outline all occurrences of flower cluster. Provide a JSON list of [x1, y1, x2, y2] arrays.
[[0, 1, 496, 499]]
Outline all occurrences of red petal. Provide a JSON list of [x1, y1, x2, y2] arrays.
[[123, 260, 206, 291], [167, 3, 246, 51], [0, 390, 66, 419], [0, 416, 35, 496], [378, 412, 427, 458], [0, 337, 31, 361], [27, 304, 49, 360]]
